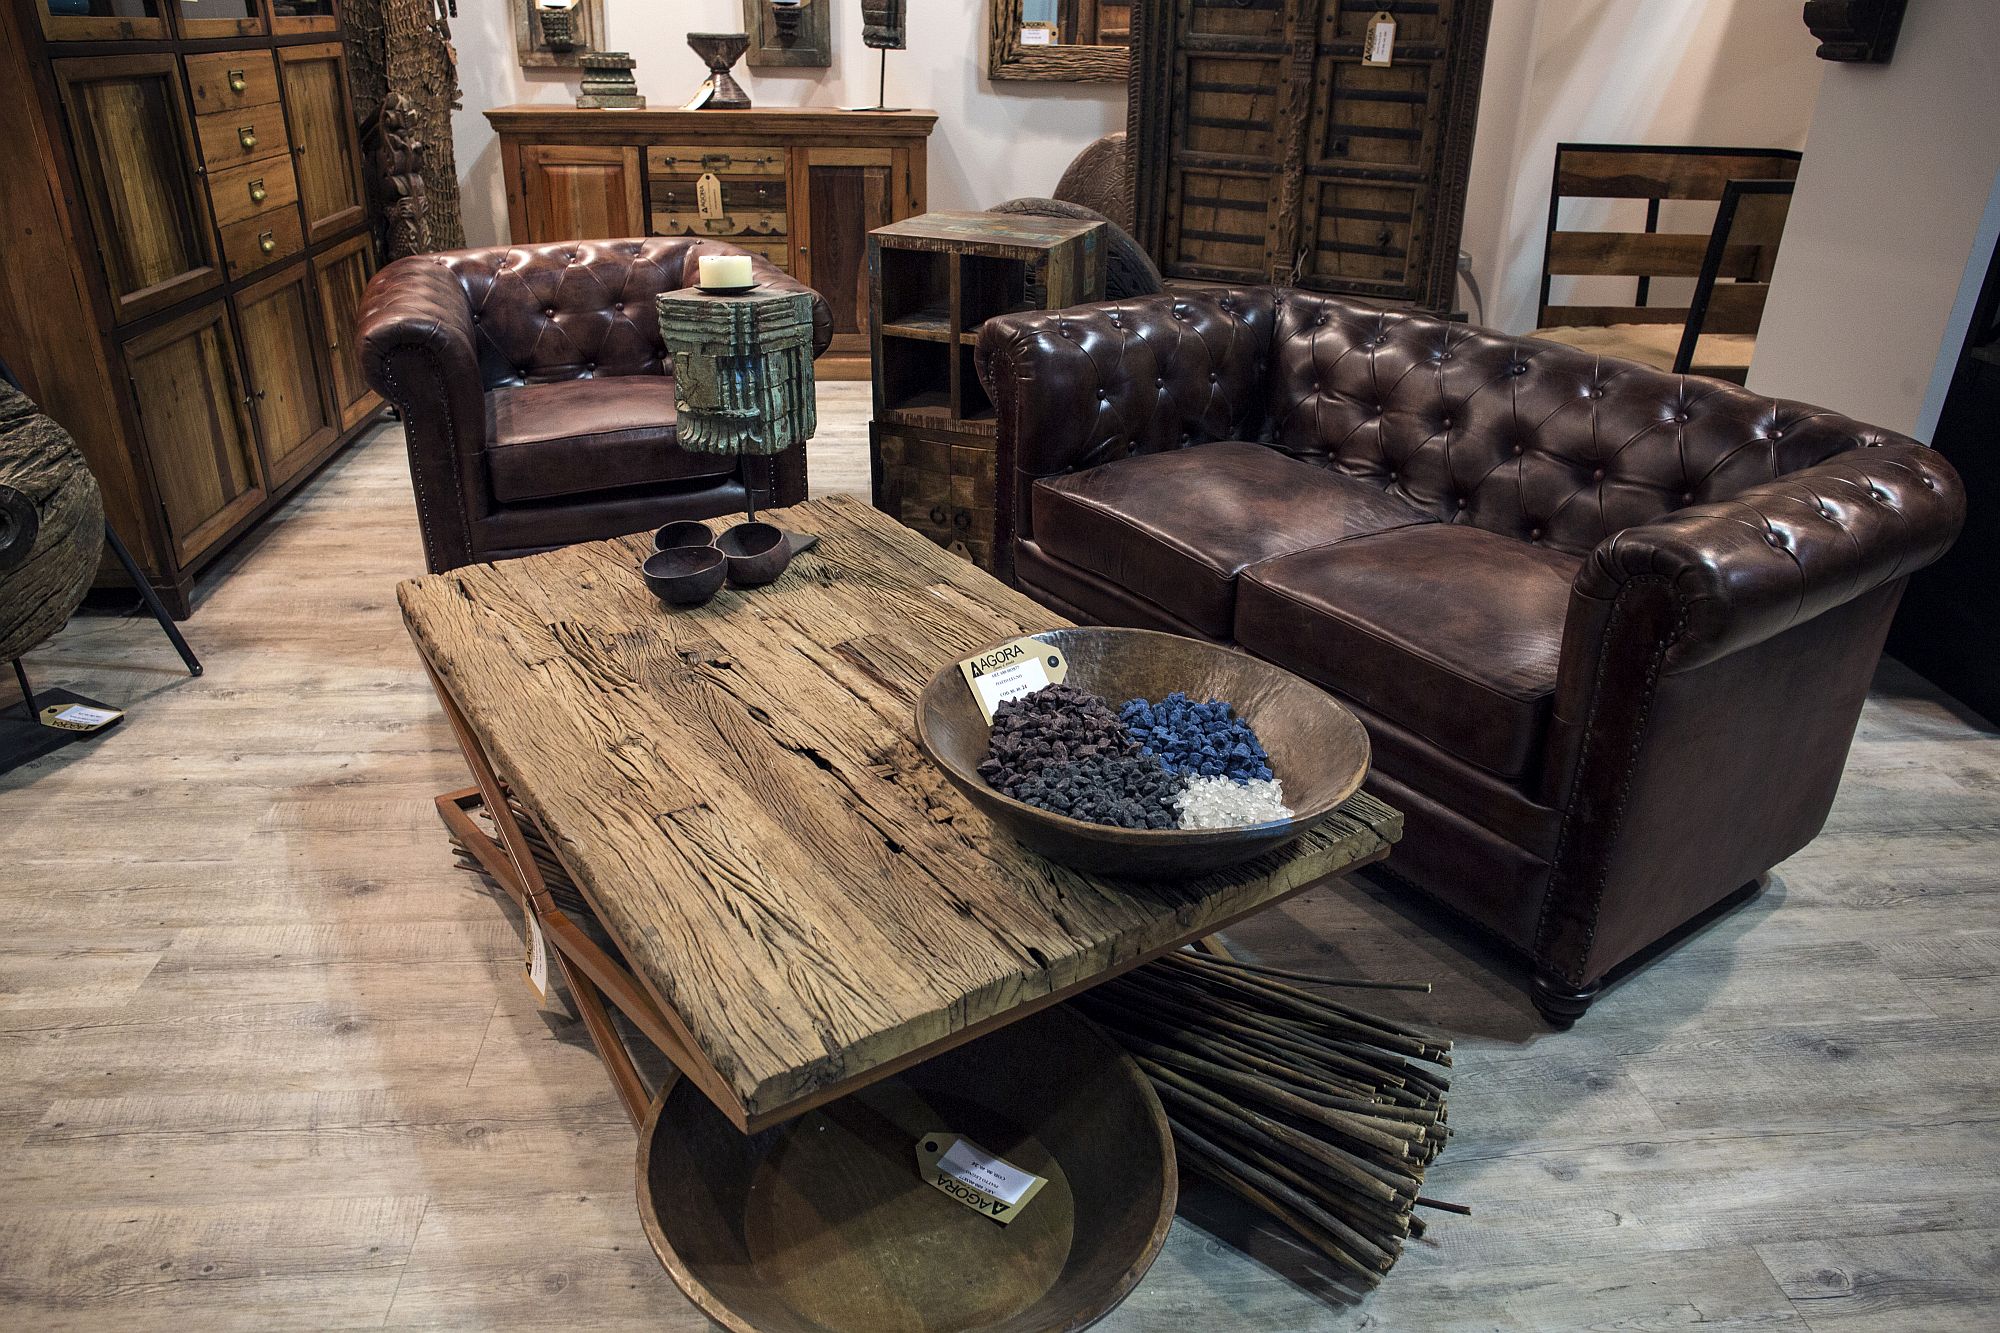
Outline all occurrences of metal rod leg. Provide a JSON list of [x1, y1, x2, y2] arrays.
[[103, 521, 201, 677], [11, 658, 36, 718]]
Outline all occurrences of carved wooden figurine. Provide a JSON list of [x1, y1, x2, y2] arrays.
[[366, 92, 432, 261]]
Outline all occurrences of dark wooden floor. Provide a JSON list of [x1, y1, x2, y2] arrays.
[[3, 400, 1996, 1330]]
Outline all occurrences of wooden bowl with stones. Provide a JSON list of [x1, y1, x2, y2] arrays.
[[637, 1004, 1175, 1333], [916, 626, 1370, 878]]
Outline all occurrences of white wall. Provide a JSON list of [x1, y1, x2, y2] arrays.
[[450, 1, 1124, 247], [1747, 0, 2000, 439], [1460, 0, 1824, 332]]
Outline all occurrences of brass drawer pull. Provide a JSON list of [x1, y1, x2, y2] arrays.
[[248, 178, 267, 204], [953, 509, 971, 530], [929, 506, 948, 526], [257, 230, 276, 255], [238, 125, 258, 151], [228, 69, 246, 93]]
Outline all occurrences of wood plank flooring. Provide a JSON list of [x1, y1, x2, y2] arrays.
[[3, 381, 1997, 1330]]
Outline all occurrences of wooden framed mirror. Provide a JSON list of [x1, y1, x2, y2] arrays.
[[988, 0, 1128, 82]]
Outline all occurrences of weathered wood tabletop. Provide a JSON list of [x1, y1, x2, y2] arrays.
[[398, 495, 1401, 1128]]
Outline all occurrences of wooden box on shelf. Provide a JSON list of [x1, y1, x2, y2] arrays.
[[0, 0, 377, 616], [868, 211, 1105, 574]]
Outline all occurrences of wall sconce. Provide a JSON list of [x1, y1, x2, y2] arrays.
[[770, 0, 804, 46], [538, 0, 580, 52]]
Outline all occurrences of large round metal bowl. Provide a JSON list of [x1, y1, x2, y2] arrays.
[[915, 626, 1370, 878], [637, 1006, 1176, 1333]]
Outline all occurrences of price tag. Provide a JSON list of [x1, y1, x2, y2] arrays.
[[525, 912, 549, 1001], [696, 171, 724, 221], [40, 702, 123, 733], [1020, 23, 1054, 46], [1362, 11, 1397, 66], [916, 1133, 1048, 1225], [957, 636, 1068, 724]]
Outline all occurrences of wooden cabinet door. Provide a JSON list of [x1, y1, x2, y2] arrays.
[[235, 262, 337, 486], [123, 303, 266, 564], [53, 55, 222, 324], [278, 43, 366, 243], [794, 148, 895, 357], [34, 0, 168, 41], [517, 145, 643, 242], [264, 0, 338, 35], [313, 234, 380, 429], [172, 0, 263, 39]]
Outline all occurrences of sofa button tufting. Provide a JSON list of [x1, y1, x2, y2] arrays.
[[1767, 532, 1785, 547], [1529, 528, 1542, 540], [1593, 468, 1605, 482], [1675, 412, 1689, 423], [1456, 498, 1468, 510], [1683, 492, 1694, 502]]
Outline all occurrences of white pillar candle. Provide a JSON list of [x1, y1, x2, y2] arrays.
[[698, 254, 755, 289]]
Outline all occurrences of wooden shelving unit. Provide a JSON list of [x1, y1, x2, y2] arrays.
[[868, 211, 1105, 574]]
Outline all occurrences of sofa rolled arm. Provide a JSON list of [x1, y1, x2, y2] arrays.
[[1572, 441, 1963, 675], [358, 255, 489, 572], [680, 239, 834, 357]]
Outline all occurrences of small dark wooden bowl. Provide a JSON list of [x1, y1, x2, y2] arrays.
[[637, 1006, 1175, 1333], [653, 519, 715, 551], [916, 627, 1370, 878], [642, 546, 727, 607], [717, 520, 791, 587]]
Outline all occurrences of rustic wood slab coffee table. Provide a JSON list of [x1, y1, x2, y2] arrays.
[[398, 494, 1402, 1132]]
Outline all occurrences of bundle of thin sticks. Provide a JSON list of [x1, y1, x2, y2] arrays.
[[1071, 949, 1462, 1289]]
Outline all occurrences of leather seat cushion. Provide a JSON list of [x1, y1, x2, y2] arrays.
[[1030, 441, 1435, 637], [485, 376, 733, 504], [1235, 525, 1580, 779]]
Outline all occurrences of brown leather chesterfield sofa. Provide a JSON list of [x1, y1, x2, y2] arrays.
[[357, 238, 832, 573], [977, 288, 1964, 1024]]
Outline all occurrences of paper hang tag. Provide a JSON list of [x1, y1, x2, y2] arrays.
[[524, 913, 549, 1001], [1362, 11, 1397, 67], [40, 702, 123, 733], [696, 172, 725, 221], [957, 636, 1069, 724], [683, 78, 715, 111], [916, 1133, 1049, 1225], [1020, 23, 1054, 46]]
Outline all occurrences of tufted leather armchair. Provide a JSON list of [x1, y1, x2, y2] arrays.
[[977, 288, 1965, 1024], [357, 238, 832, 573]]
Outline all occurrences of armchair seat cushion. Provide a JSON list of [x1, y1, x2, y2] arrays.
[[485, 376, 733, 505], [1235, 525, 1579, 779], [1030, 441, 1435, 637]]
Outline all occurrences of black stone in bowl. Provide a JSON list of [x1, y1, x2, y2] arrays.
[[642, 546, 727, 607]]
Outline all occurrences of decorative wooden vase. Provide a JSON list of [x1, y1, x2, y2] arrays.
[[0, 384, 103, 665], [687, 32, 753, 109]]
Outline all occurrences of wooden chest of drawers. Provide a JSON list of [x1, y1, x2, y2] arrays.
[[488, 106, 936, 377]]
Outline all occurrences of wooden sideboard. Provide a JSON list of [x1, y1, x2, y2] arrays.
[[0, 0, 380, 617], [485, 107, 936, 377]]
